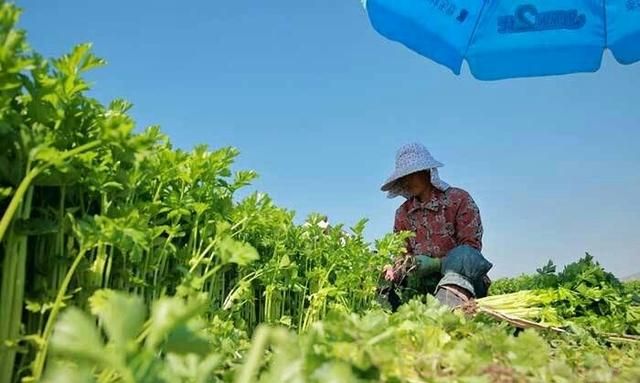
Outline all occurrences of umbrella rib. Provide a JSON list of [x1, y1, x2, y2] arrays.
[[602, 0, 608, 48], [462, 1, 490, 62]]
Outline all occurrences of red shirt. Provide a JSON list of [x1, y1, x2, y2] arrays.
[[393, 187, 483, 259]]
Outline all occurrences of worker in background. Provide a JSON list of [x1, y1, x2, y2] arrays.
[[380, 143, 492, 309]]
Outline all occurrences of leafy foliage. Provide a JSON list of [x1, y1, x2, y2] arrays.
[[1, 2, 639, 383], [0, 3, 395, 382], [490, 254, 640, 335], [44, 293, 640, 383]]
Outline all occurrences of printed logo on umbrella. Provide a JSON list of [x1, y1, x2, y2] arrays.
[[425, 0, 470, 23], [498, 4, 586, 34]]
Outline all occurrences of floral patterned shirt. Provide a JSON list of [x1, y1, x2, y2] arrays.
[[393, 187, 483, 259]]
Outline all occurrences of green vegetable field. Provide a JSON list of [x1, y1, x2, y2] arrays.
[[0, 2, 639, 382]]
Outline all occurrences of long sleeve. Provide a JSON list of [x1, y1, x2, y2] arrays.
[[454, 192, 483, 251]]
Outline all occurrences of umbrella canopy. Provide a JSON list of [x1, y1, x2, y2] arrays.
[[364, 0, 640, 80]]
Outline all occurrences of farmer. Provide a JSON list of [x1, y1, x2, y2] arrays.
[[380, 143, 492, 309]]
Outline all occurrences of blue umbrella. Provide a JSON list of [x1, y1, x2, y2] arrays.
[[364, 0, 640, 80]]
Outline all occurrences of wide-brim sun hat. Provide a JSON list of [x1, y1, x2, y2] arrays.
[[381, 143, 449, 198]]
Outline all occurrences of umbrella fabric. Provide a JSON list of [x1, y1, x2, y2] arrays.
[[365, 0, 640, 80]]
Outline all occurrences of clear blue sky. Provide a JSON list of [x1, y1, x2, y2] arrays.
[[17, 0, 639, 278]]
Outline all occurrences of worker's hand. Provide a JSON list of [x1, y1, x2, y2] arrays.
[[415, 255, 441, 276], [383, 264, 396, 282]]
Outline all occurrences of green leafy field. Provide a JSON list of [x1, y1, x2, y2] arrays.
[[1, 2, 639, 382]]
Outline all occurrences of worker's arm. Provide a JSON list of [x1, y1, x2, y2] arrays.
[[454, 191, 483, 251]]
